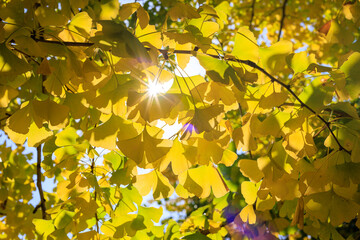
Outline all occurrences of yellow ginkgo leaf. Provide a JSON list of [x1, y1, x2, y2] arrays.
[[58, 12, 92, 42], [85, 115, 141, 150], [6, 102, 31, 134], [135, 24, 162, 49], [117, 125, 171, 164], [283, 130, 317, 159], [238, 159, 264, 183], [190, 104, 224, 134], [239, 205, 256, 224], [256, 195, 276, 211], [232, 27, 259, 63], [119, 2, 141, 20], [233, 117, 257, 152], [127, 91, 181, 123], [27, 122, 53, 147], [32, 99, 70, 130], [160, 139, 197, 175], [167, 2, 201, 21], [134, 170, 174, 200], [0, 85, 18, 108], [178, 165, 228, 198], [241, 181, 260, 205], [204, 81, 237, 107], [304, 190, 360, 226]]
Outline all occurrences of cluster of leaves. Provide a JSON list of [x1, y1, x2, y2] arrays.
[[0, 0, 360, 239]]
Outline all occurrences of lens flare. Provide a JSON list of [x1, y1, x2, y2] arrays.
[[147, 80, 165, 96]]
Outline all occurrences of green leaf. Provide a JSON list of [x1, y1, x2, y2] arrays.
[[197, 54, 244, 90], [0, 43, 31, 76], [54, 210, 75, 229], [340, 51, 360, 99], [93, 21, 150, 62], [260, 40, 293, 74]]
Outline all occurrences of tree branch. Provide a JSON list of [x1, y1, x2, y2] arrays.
[[91, 159, 99, 233], [26, 38, 351, 154], [278, 0, 288, 41], [33, 145, 47, 219], [249, 0, 256, 30]]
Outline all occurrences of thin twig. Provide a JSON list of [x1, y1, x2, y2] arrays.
[[249, 0, 256, 30], [278, 0, 288, 41], [91, 159, 99, 233], [33, 145, 47, 219]]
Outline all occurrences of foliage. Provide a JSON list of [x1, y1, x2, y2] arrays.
[[0, 0, 360, 239]]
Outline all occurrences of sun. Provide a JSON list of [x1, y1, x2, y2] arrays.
[[146, 79, 173, 96]]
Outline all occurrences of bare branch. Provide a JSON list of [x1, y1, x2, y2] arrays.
[[249, 0, 256, 30], [278, 0, 288, 41], [33, 145, 47, 219], [91, 159, 99, 233]]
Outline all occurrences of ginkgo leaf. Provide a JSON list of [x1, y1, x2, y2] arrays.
[[119, 2, 141, 20], [93, 21, 150, 62], [197, 54, 244, 90], [238, 159, 264, 183], [188, 14, 219, 38], [136, 24, 162, 49], [287, 51, 316, 74], [26, 122, 53, 147], [283, 130, 317, 159], [204, 81, 237, 106], [232, 117, 257, 152], [241, 181, 260, 205], [260, 40, 293, 74], [298, 77, 334, 113], [134, 170, 174, 200], [0, 85, 18, 108], [259, 92, 288, 109], [32, 99, 70, 130], [176, 43, 192, 69], [127, 91, 181, 122], [138, 206, 163, 227], [59, 12, 92, 42], [325, 20, 354, 45], [64, 93, 88, 119], [97, 0, 120, 20], [55, 127, 78, 147], [0, 43, 31, 76], [304, 190, 360, 226], [168, 75, 205, 96], [54, 210, 75, 229], [232, 27, 259, 63], [340, 52, 360, 100], [117, 126, 171, 164], [35, 6, 68, 26], [239, 205, 256, 224], [160, 139, 197, 175], [167, 2, 201, 21], [114, 185, 142, 215], [6, 102, 31, 134], [137, 6, 150, 30], [190, 104, 224, 134], [85, 115, 141, 150], [178, 165, 228, 198], [33, 219, 55, 239], [256, 195, 276, 211]]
